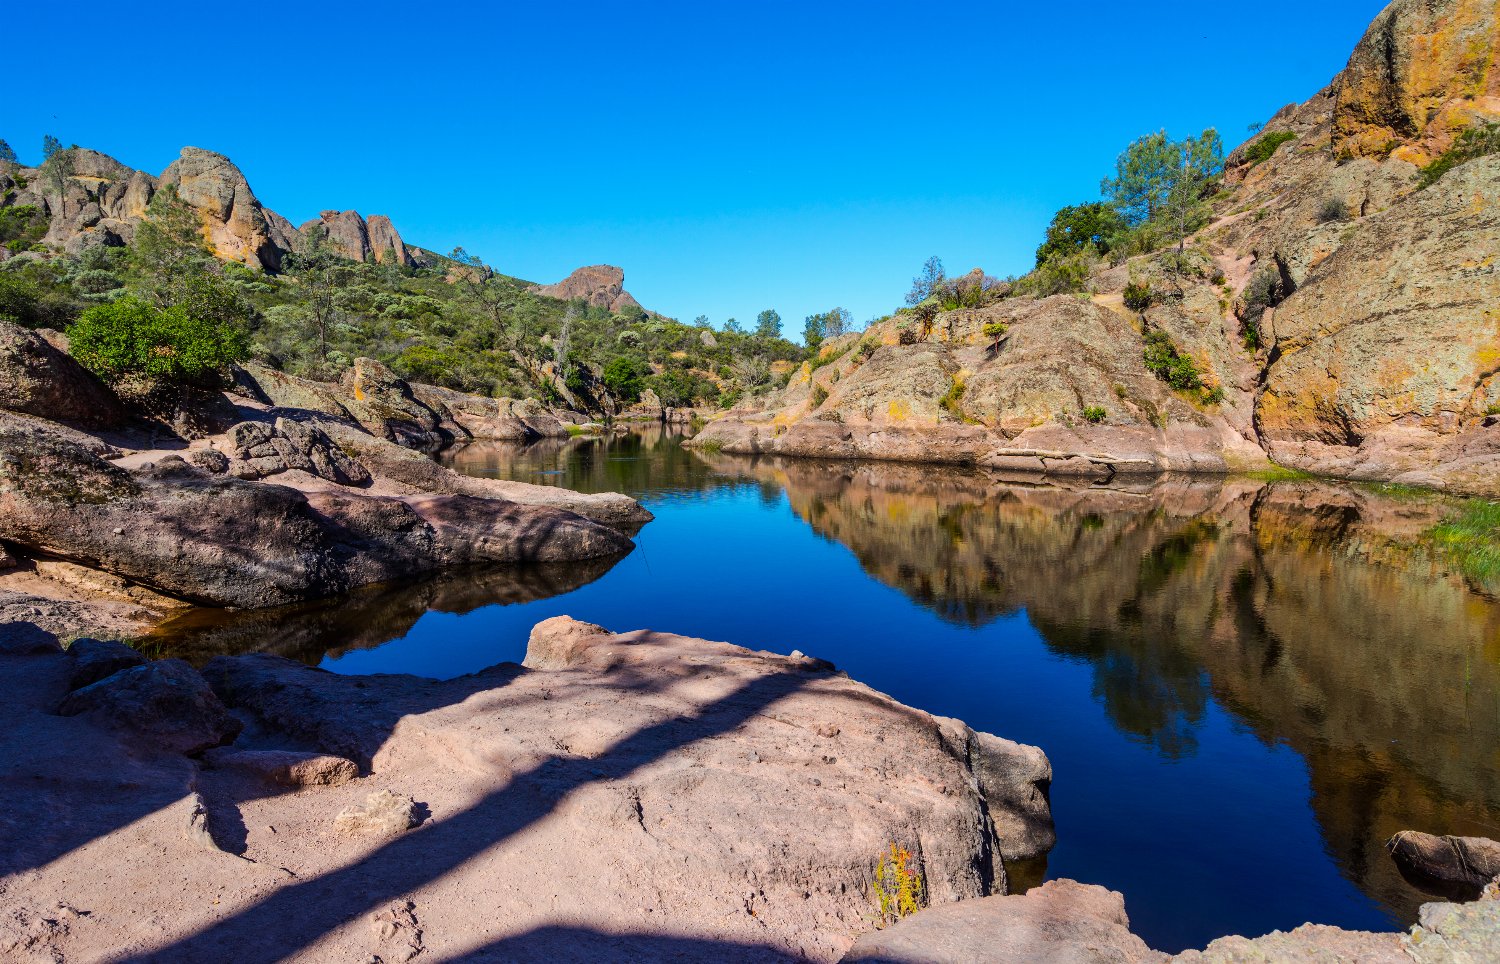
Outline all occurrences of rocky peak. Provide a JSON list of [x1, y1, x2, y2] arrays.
[[158, 147, 281, 271], [531, 264, 643, 313], [298, 209, 412, 266], [1332, 0, 1499, 164]]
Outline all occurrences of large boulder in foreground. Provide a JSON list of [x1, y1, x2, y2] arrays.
[[0, 617, 1056, 962], [0, 319, 126, 427], [0, 416, 633, 607]]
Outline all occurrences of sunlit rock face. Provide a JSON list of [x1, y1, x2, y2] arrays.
[[709, 455, 1500, 922]]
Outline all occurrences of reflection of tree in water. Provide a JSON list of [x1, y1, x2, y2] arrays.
[[705, 452, 1500, 922], [444, 428, 733, 499]]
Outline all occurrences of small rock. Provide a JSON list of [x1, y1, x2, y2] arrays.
[[335, 790, 419, 836], [206, 748, 358, 788], [66, 637, 148, 690], [187, 448, 230, 474], [58, 659, 242, 755]]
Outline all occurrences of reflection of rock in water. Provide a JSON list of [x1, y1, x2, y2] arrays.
[[442, 427, 720, 498], [704, 452, 1500, 925], [146, 557, 623, 665]]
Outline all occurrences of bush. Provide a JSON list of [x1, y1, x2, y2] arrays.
[[1240, 264, 1286, 324], [872, 844, 926, 927], [67, 295, 248, 386], [1020, 251, 1092, 297], [1082, 405, 1107, 423], [1244, 131, 1297, 166], [601, 356, 651, 404], [1123, 281, 1153, 312], [1317, 197, 1349, 223], [1142, 330, 1202, 391], [1417, 123, 1500, 187], [811, 382, 829, 407]]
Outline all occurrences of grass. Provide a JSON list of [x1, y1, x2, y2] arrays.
[[691, 437, 723, 455], [565, 424, 587, 436], [1244, 131, 1297, 166], [1427, 499, 1500, 588]]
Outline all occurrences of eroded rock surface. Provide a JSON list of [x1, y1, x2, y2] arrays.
[[0, 617, 1055, 963], [531, 264, 644, 313]]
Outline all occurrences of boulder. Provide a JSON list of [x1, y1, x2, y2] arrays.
[[66, 637, 148, 690], [58, 659, 241, 755], [1388, 830, 1500, 896], [0, 420, 633, 608], [842, 879, 1165, 963], [0, 319, 126, 427], [158, 147, 282, 270]]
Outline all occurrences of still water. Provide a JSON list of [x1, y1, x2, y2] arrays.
[[153, 428, 1500, 953]]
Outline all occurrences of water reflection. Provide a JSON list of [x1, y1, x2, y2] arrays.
[[147, 557, 623, 664], [703, 455, 1500, 920]]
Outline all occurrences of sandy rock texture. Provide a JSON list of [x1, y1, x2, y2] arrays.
[[0, 617, 1055, 963]]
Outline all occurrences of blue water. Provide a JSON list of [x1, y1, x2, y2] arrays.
[[153, 431, 1500, 953]]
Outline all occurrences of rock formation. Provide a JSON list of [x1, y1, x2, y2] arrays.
[[0, 318, 126, 427], [0, 616, 1055, 963], [158, 147, 284, 270], [299, 209, 413, 266], [531, 264, 644, 313]]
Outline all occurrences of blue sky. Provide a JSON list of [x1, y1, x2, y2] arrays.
[[7, 0, 1383, 329]]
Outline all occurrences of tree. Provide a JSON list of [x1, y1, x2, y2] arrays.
[[0, 140, 16, 171], [602, 356, 649, 403], [131, 185, 213, 283], [41, 135, 62, 160], [802, 313, 825, 348], [755, 308, 781, 338], [68, 295, 248, 387], [824, 307, 852, 338], [1101, 129, 1224, 251], [905, 256, 945, 306], [38, 135, 75, 222], [723, 317, 744, 334], [692, 314, 709, 327], [1034, 203, 1125, 266]]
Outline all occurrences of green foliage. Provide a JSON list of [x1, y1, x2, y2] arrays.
[[811, 382, 829, 407], [1018, 251, 1093, 297], [1142, 330, 1202, 391], [0, 204, 48, 251], [755, 308, 782, 338], [1244, 131, 1297, 166], [1240, 264, 1286, 326], [905, 256, 945, 307], [68, 295, 248, 386], [1082, 405, 1107, 423], [1035, 203, 1124, 266], [1123, 281, 1153, 312], [0, 139, 16, 167], [1427, 499, 1500, 589], [938, 378, 967, 420], [1417, 123, 1500, 188], [1102, 129, 1223, 256], [602, 356, 651, 404]]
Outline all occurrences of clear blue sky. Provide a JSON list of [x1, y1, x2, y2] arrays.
[[7, 0, 1384, 329]]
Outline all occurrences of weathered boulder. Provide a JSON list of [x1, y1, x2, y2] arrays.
[[340, 357, 452, 450], [0, 422, 633, 607], [842, 879, 1165, 963], [530, 264, 644, 313], [298, 210, 412, 266], [1388, 830, 1500, 897], [158, 147, 282, 270], [66, 637, 148, 691], [217, 418, 372, 486], [0, 319, 126, 427], [408, 383, 537, 440], [58, 659, 241, 755], [1332, 0, 1500, 165]]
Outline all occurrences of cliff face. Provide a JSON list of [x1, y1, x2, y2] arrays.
[[1, 146, 415, 271], [530, 264, 643, 313], [693, 0, 1500, 494]]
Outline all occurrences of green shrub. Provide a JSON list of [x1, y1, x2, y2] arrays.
[[1142, 330, 1202, 391], [811, 382, 829, 407], [939, 378, 967, 420], [1240, 264, 1286, 325], [1317, 197, 1350, 223], [1082, 405, 1107, 423], [67, 295, 248, 386], [1123, 281, 1153, 312], [0, 204, 48, 250], [1418, 123, 1500, 187], [1244, 131, 1297, 166], [1020, 251, 1092, 297]]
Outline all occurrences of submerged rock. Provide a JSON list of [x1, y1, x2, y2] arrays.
[[1388, 830, 1500, 898]]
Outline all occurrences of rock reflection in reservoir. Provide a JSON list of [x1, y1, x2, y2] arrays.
[[704, 455, 1500, 923]]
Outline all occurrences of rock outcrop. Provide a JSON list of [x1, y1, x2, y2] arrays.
[[1332, 0, 1500, 165], [531, 264, 644, 313], [158, 147, 284, 271], [0, 318, 126, 427], [0, 617, 1055, 962], [0, 416, 634, 608], [299, 209, 413, 266], [1388, 831, 1500, 898]]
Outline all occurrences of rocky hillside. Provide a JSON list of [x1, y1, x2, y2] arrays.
[[693, 0, 1500, 496]]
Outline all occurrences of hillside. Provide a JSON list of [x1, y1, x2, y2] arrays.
[[692, 0, 1500, 496], [0, 146, 805, 418]]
